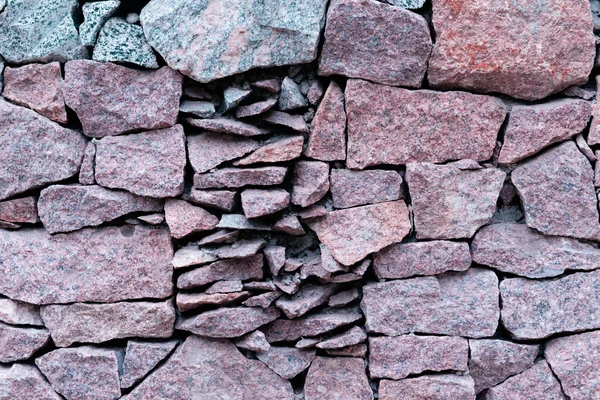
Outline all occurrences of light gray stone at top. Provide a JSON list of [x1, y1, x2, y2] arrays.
[[140, 0, 328, 82], [80, 0, 121, 46], [386, 0, 426, 9], [0, 0, 88, 63], [0, 0, 5, 13]]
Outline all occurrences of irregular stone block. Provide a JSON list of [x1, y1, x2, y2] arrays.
[[171, 246, 216, 270], [80, 1, 120, 46], [379, 375, 476, 400], [207, 238, 267, 259], [234, 136, 304, 166], [185, 117, 269, 137], [305, 357, 372, 400], [0, 298, 43, 326], [306, 81, 346, 161], [235, 330, 271, 352], [241, 189, 290, 218], [257, 347, 316, 379], [0, 364, 61, 400], [176, 291, 250, 312], [346, 80, 506, 169], [262, 110, 310, 133], [278, 77, 307, 111], [0, 322, 49, 363], [121, 340, 178, 389], [164, 199, 218, 239], [483, 361, 565, 400], [275, 284, 337, 319], [194, 166, 288, 189], [179, 100, 215, 118], [263, 309, 362, 342], [291, 161, 330, 207], [187, 132, 259, 174], [187, 189, 237, 212], [316, 326, 366, 350], [0, 196, 38, 224], [236, 98, 277, 118], [79, 141, 96, 185], [177, 254, 264, 289], [330, 169, 402, 209]]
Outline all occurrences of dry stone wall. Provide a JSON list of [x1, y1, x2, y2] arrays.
[[1, 0, 600, 398]]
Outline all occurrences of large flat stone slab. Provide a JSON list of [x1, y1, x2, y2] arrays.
[[304, 357, 372, 400], [379, 375, 476, 400]]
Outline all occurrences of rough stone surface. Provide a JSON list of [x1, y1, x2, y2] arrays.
[[0, 364, 61, 400], [275, 284, 337, 318], [0, 226, 172, 304], [140, 0, 328, 82], [428, 0, 596, 101], [278, 77, 308, 111], [63, 61, 182, 137], [501, 270, 600, 339], [172, 246, 216, 269], [187, 132, 259, 174], [483, 361, 565, 400], [499, 100, 591, 164], [234, 136, 304, 166], [123, 336, 293, 399], [0, 322, 49, 362], [387, 0, 426, 8], [316, 326, 367, 349], [79, 141, 96, 185], [308, 201, 411, 266], [379, 375, 476, 400], [0, 100, 86, 201], [95, 125, 187, 198], [374, 241, 471, 279], [0, 298, 43, 326], [187, 189, 237, 212], [205, 280, 244, 294], [469, 339, 539, 394], [164, 199, 218, 239], [406, 163, 505, 239], [36, 346, 121, 400], [0, 196, 38, 224], [236, 98, 278, 118], [512, 141, 600, 241], [207, 238, 267, 259], [369, 335, 468, 380], [3, 62, 67, 124], [177, 254, 264, 289], [179, 100, 215, 118], [177, 291, 249, 312], [194, 166, 288, 189], [38, 185, 163, 234], [291, 161, 330, 207], [328, 288, 359, 308], [80, 1, 120, 46], [241, 189, 290, 218], [263, 309, 362, 342], [262, 110, 310, 133], [185, 117, 269, 137], [330, 169, 403, 209], [305, 357, 372, 400], [121, 340, 178, 389], [319, 0, 431, 87], [472, 222, 600, 278], [362, 268, 499, 337], [306, 81, 346, 161], [257, 346, 316, 379], [243, 292, 282, 308], [235, 330, 271, 352]]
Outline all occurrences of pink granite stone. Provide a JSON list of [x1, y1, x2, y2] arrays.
[[319, 0, 431, 87], [345, 80, 506, 169], [330, 169, 402, 209], [41, 300, 175, 347], [428, 0, 595, 101], [316, 326, 366, 349], [469, 339, 539, 394], [373, 241, 471, 279], [198, 230, 239, 246], [234, 330, 271, 352], [3, 62, 67, 124], [484, 361, 566, 400], [205, 280, 244, 294], [0, 196, 38, 224], [576, 133, 597, 162], [243, 292, 282, 308], [362, 268, 499, 337], [512, 141, 600, 241], [326, 343, 367, 357], [0, 299, 43, 326], [187, 189, 237, 212], [172, 246, 216, 269], [275, 284, 337, 318], [264, 245, 286, 276], [328, 288, 359, 308], [79, 141, 96, 185], [305, 357, 372, 400], [501, 270, 600, 339], [185, 117, 269, 137], [95, 125, 185, 198], [63, 60, 182, 137], [291, 161, 330, 207], [406, 163, 505, 239], [0, 364, 61, 400], [217, 214, 273, 231], [308, 201, 411, 266], [36, 346, 121, 400], [306, 81, 346, 161], [207, 238, 267, 259], [589, 98, 600, 145], [177, 254, 264, 289], [164, 199, 218, 239], [252, 79, 282, 94], [122, 336, 293, 399], [0, 100, 87, 201], [273, 214, 305, 235], [236, 98, 278, 118], [241, 189, 290, 218], [262, 110, 310, 133], [176, 306, 280, 338], [499, 100, 591, 164], [298, 204, 328, 221], [0, 226, 172, 304], [194, 166, 288, 189], [369, 335, 468, 380], [38, 185, 163, 234], [472, 222, 600, 278], [176, 291, 250, 312], [0, 322, 49, 362], [263, 309, 362, 342], [121, 340, 179, 389], [233, 136, 304, 166], [187, 132, 259, 173], [257, 346, 316, 379], [379, 375, 476, 400]]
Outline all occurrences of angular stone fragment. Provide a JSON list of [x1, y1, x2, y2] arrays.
[[234, 136, 304, 166], [80, 1, 120, 46], [0, 0, 88, 63], [187, 189, 237, 212], [369, 335, 468, 380], [0, 226, 172, 304], [138, 213, 164, 225], [79, 141, 96, 185], [244, 292, 282, 308], [0, 100, 86, 201], [278, 77, 307, 110], [222, 87, 251, 111], [428, 0, 595, 101], [123, 336, 293, 399], [188, 133, 259, 174], [406, 163, 505, 239], [140, 0, 327, 82], [346, 80, 506, 168], [3, 62, 67, 124], [63, 61, 182, 137], [36, 347, 121, 400], [185, 117, 269, 137], [262, 110, 310, 133], [41, 300, 175, 347], [275, 284, 336, 318], [513, 141, 600, 240], [305, 357, 372, 400], [236, 98, 278, 118], [176, 291, 250, 312], [176, 306, 280, 338], [362, 268, 499, 337], [194, 166, 287, 189], [298, 204, 328, 221], [387, 0, 425, 8], [330, 169, 402, 209], [0, 322, 49, 362], [164, 199, 218, 239], [0, 298, 43, 326], [38, 185, 163, 234], [172, 246, 216, 269], [499, 100, 591, 164], [273, 214, 305, 235], [316, 326, 366, 350], [199, 231, 239, 247], [205, 280, 244, 294], [326, 343, 367, 357], [263, 309, 362, 342], [177, 254, 264, 289], [306, 81, 346, 161], [257, 347, 315, 379], [328, 288, 359, 308], [0, 196, 38, 224], [95, 125, 186, 198], [469, 339, 538, 394], [235, 330, 271, 352], [179, 100, 215, 118], [501, 270, 600, 339], [576, 133, 597, 162], [241, 189, 290, 218], [374, 241, 471, 279], [308, 201, 411, 266], [93, 17, 159, 68], [484, 361, 565, 400], [291, 161, 330, 207], [264, 246, 285, 276], [208, 238, 267, 259], [217, 214, 273, 231], [121, 340, 178, 389], [320, 0, 431, 87], [0, 364, 61, 400], [379, 375, 476, 400]]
